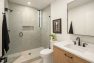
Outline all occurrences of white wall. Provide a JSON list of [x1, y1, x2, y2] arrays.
[[0, 0, 4, 56], [7, 2, 41, 54], [51, 0, 94, 44], [4, 0, 9, 23], [51, 0, 71, 42], [41, 6, 51, 48]]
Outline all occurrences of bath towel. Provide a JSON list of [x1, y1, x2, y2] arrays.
[[2, 14, 10, 56]]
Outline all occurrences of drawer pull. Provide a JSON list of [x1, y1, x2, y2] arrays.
[[64, 54, 73, 59]]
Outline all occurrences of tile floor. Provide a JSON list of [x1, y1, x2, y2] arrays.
[[7, 56, 42, 63], [7, 47, 44, 63], [30, 58, 42, 63], [22, 56, 42, 63]]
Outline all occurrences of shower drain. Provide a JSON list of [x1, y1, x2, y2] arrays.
[[28, 53, 32, 55]]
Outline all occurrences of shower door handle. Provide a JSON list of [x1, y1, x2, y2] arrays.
[[19, 32, 23, 37]]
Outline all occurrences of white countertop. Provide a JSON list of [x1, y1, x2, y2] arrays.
[[54, 41, 94, 63]]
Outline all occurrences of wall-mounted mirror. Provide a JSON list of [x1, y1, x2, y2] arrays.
[[68, 0, 94, 36]]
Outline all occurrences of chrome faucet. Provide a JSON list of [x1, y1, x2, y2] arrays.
[[76, 37, 81, 46], [74, 37, 88, 47]]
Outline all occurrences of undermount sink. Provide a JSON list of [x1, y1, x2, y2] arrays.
[[64, 44, 87, 53], [64, 43, 94, 55]]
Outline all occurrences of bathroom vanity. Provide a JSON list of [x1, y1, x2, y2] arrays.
[[53, 41, 94, 63], [53, 46, 89, 63]]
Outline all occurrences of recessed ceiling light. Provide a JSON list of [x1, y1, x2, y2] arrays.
[[27, 2, 31, 5]]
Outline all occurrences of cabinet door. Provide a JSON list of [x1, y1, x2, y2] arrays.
[[53, 46, 66, 63], [73, 55, 89, 63], [65, 51, 89, 63]]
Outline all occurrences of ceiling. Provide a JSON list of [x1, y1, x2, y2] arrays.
[[68, 0, 93, 10], [9, 0, 54, 10]]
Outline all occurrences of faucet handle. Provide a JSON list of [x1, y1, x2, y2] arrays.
[[83, 43, 88, 47]]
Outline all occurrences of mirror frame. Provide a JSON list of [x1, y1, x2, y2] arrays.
[[67, 1, 94, 37]]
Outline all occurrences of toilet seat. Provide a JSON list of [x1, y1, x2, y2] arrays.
[[40, 49, 53, 55], [40, 49, 53, 63]]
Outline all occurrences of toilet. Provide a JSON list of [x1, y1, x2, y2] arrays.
[[40, 48, 53, 63], [40, 41, 57, 63]]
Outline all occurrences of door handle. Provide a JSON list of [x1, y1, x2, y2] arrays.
[[19, 32, 23, 37]]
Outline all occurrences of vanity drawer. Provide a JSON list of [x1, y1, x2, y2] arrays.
[[64, 51, 74, 63]]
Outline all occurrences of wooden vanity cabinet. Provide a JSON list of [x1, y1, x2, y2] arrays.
[[53, 46, 89, 63], [53, 46, 66, 63]]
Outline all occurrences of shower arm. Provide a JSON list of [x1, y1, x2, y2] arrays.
[[4, 8, 13, 12]]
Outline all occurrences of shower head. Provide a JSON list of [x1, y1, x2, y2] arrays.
[[5, 8, 13, 12]]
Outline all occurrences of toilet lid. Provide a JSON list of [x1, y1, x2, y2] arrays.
[[40, 49, 53, 55]]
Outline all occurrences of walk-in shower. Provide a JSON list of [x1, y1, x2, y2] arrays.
[[3, 0, 51, 63]]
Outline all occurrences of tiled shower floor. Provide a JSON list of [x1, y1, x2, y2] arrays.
[[7, 56, 42, 63], [30, 58, 42, 63], [7, 47, 44, 63], [22, 57, 42, 63]]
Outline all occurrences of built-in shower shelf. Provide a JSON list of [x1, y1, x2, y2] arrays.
[[22, 26, 34, 31]]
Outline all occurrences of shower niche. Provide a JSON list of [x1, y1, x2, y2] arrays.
[[22, 26, 34, 31]]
